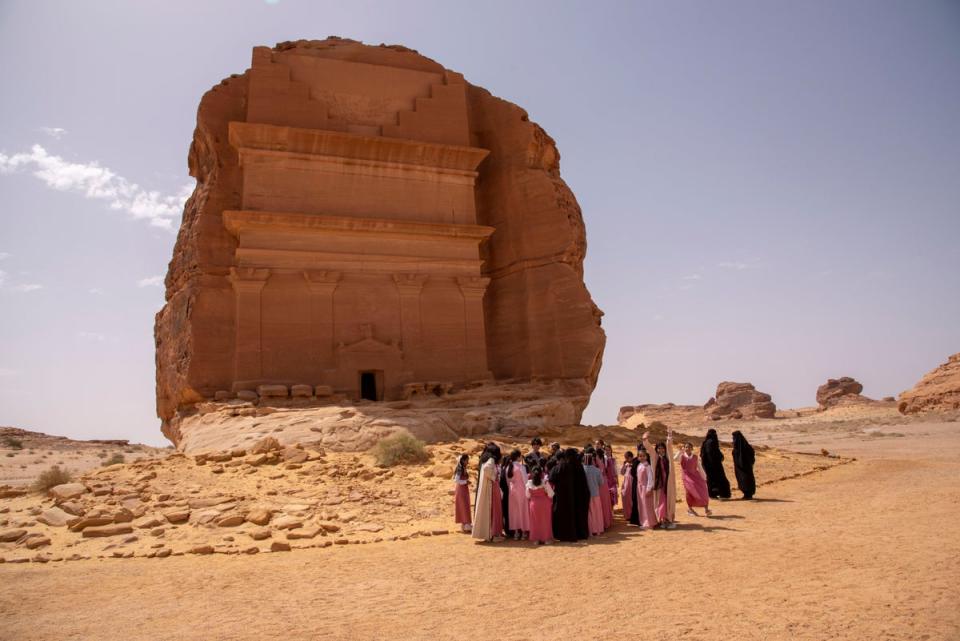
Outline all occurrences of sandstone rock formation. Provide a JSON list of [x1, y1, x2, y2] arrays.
[[155, 38, 605, 449], [816, 377, 870, 410], [704, 382, 776, 420], [617, 403, 705, 429], [898, 353, 960, 414]]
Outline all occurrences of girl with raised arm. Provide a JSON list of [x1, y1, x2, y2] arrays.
[[643, 429, 677, 529]]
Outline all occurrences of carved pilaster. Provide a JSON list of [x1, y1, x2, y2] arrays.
[[303, 270, 341, 371], [229, 267, 271, 384], [456, 276, 492, 380], [393, 273, 429, 370]]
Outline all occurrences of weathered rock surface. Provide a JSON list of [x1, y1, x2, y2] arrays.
[[816, 377, 873, 410], [704, 382, 777, 420], [155, 37, 604, 451], [898, 353, 960, 414]]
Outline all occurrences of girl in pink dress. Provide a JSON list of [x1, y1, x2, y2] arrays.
[[675, 442, 713, 516], [453, 454, 472, 532], [620, 451, 635, 521], [604, 445, 619, 507], [583, 453, 605, 536], [635, 449, 657, 528], [507, 449, 531, 539], [595, 449, 613, 530], [525, 466, 554, 545]]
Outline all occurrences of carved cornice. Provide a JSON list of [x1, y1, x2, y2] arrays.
[[393, 273, 429, 294], [303, 269, 342, 292], [223, 210, 495, 241], [229, 267, 270, 292], [456, 276, 490, 297]]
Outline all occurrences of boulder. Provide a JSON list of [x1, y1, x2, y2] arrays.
[[257, 385, 288, 399], [705, 382, 777, 420], [216, 514, 246, 527], [248, 528, 272, 541], [48, 483, 88, 501], [270, 541, 291, 552], [314, 385, 334, 397], [163, 510, 191, 524], [236, 390, 258, 402], [68, 516, 114, 532], [250, 437, 282, 455], [898, 353, 960, 414], [816, 377, 871, 410]]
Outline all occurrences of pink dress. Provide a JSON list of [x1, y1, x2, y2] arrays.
[[454, 471, 471, 525], [507, 462, 531, 532], [637, 464, 657, 528], [527, 484, 553, 543], [620, 468, 635, 521], [588, 495, 604, 535], [605, 457, 619, 506], [599, 473, 613, 529], [491, 468, 504, 537], [681, 453, 710, 508]]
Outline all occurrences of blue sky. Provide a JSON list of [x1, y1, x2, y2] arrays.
[[1, 1, 958, 444]]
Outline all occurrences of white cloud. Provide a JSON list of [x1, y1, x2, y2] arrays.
[[0, 270, 5, 287], [11, 283, 42, 292], [77, 331, 106, 342], [0, 144, 193, 230], [137, 275, 164, 288], [40, 127, 67, 139], [718, 261, 750, 270], [681, 273, 702, 281], [0, 252, 10, 261], [0, 367, 19, 377], [88, 287, 104, 295]]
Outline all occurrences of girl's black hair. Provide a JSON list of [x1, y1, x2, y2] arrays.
[[531, 465, 543, 486], [455, 454, 469, 478], [507, 448, 521, 477]]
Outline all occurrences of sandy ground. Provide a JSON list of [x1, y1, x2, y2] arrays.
[[1, 418, 958, 641]]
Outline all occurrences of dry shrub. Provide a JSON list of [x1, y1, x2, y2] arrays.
[[2, 436, 23, 450], [371, 433, 429, 467], [34, 465, 72, 491], [105, 453, 125, 466]]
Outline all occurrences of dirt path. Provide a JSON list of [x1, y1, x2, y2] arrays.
[[1, 421, 958, 641]]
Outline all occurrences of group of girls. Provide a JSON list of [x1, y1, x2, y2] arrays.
[[455, 428, 758, 543]]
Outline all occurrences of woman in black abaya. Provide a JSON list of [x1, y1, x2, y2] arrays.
[[700, 428, 732, 499], [550, 450, 578, 542], [626, 456, 641, 526], [731, 430, 756, 500], [567, 448, 590, 540]]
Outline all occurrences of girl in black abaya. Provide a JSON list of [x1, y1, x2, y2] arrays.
[[627, 457, 641, 526], [700, 428, 732, 499], [499, 456, 514, 538], [732, 430, 756, 500]]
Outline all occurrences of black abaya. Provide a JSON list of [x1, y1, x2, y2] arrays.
[[627, 461, 641, 525], [550, 459, 577, 542], [732, 431, 756, 499], [700, 429, 732, 499], [500, 462, 513, 537], [568, 449, 590, 541]]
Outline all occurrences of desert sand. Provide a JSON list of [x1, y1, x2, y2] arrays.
[[2, 411, 958, 641]]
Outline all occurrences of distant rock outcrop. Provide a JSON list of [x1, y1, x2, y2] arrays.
[[816, 377, 870, 410], [617, 403, 705, 429], [704, 382, 776, 420], [898, 353, 960, 414]]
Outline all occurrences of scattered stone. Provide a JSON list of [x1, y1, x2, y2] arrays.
[[243, 546, 260, 554], [216, 514, 246, 527], [270, 541, 291, 552], [67, 516, 114, 532], [236, 390, 258, 402], [113, 508, 135, 523], [189, 545, 214, 555], [24, 536, 52, 549], [246, 509, 272, 526], [36, 507, 72, 527], [164, 510, 190, 524], [318, 522, 340, 533], [250, 437, 282, 454], [82, 524, 134, 538], [156, 548, 172, 558], [134, 516, 164, 529], [286, 527, 320, 540], [0, 529, 26, 543], [58, 500, 86, 516], [272, 516, 303, 530], [248, 528, 271, 541]]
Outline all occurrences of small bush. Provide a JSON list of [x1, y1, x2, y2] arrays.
[[370, 433, 430, 467], [4, 452, 14, 458], [34, 465, 72, 491], [2, 436, 23, 450], [105, 453, 125, 466], [97, 451, 107, 459]]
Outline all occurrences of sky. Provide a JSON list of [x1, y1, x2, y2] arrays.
[[0, 1, 958, 445]]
